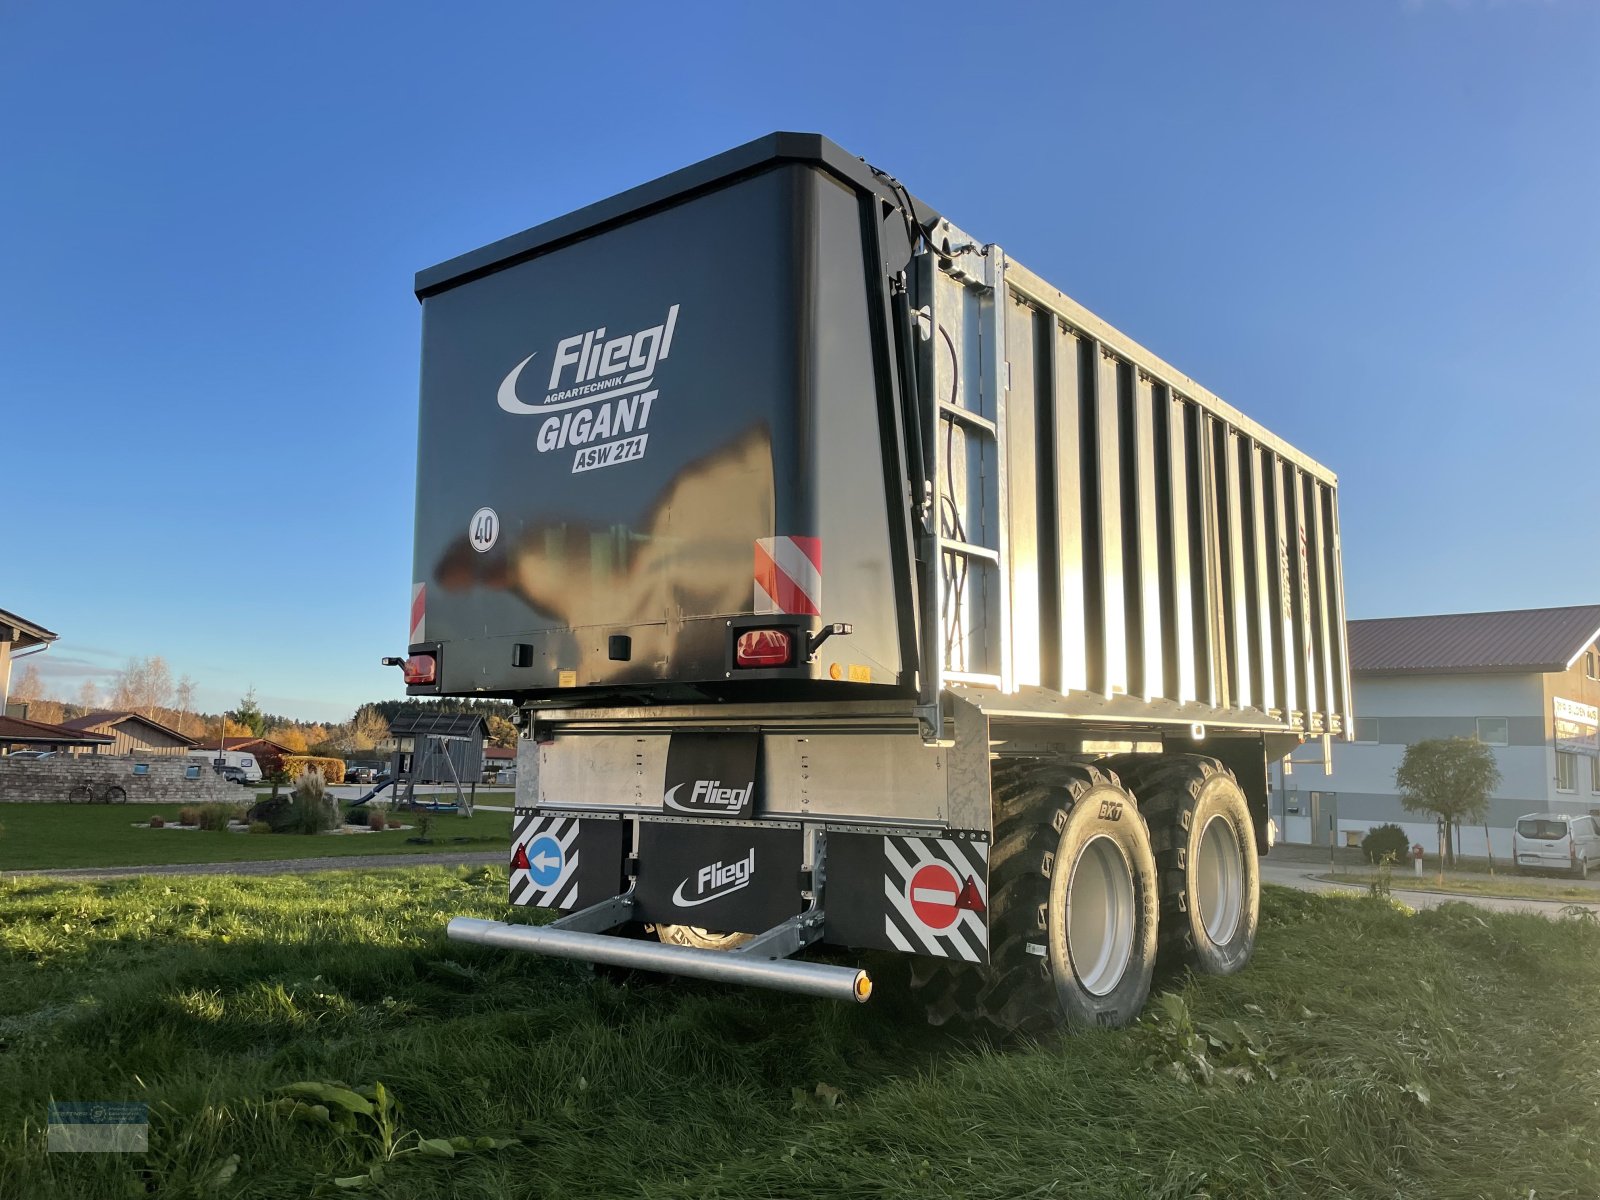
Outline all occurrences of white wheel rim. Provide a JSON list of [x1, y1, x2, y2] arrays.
[[1065, 835, 1136, 997], [1196, 814, 1244, 945]]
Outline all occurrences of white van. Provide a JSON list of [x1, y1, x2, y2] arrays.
[[186, 749, 263, 783], [1513, 813, 1600, 879]]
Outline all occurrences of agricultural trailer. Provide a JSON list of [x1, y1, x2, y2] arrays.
[[397, 133, 1351, 1031]]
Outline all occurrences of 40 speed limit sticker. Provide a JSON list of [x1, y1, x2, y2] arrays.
[[469, 507, 499, 553]]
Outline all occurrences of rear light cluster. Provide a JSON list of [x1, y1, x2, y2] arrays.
[[734, 629, 795, 669], [402, 653, 437, 685]]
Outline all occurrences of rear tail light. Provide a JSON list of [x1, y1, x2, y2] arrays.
[[734, 629, 794, 669], [403, 653, 437, 685]]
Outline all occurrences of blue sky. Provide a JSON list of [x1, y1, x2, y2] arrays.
[[3, 2, 1595, 721]]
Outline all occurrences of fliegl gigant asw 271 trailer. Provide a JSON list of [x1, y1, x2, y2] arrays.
[[401, 133, 1351, 1031]]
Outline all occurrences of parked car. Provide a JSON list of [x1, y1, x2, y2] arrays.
[[1513, 813, 1600, 878], [186, 749, 262, 783], [6, 750, 56, 759], [218, 765, 250, 785]]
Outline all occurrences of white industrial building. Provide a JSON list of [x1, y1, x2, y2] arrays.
[[1274, 604, 1600, 858]]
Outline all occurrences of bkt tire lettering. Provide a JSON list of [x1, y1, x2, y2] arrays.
[[1098, 799, 1123, 821]]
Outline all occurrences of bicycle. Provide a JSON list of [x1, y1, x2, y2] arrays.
[[67, 780, 128, 804]]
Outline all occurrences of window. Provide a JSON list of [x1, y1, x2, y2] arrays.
[[1476, 717, 1509, 746], [1352, 717, 1379, 744], [1592, 756, 1600, 794], [1586, 651, 1598, 681], [185, 764, 201, 780], [1556, 751, 1577, 793], [132, 763, 150, 776]]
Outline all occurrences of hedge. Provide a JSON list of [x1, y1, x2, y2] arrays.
[[283, 755, 346, 785]]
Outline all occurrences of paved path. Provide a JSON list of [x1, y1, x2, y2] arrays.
[[1261, 862, 1600, 918], [4, 851, 505, 882]]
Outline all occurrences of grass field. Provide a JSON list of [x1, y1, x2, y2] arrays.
[[1, 873, 1597, 1199], [1326, 867, 1600, 904], [0, 804, 512, 871]]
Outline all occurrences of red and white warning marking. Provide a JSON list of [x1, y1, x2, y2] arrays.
[[909, 863, 962, 929], [409, 582, 426, 645], [883, 835, 989, 961], [754, 536, 821, 616]]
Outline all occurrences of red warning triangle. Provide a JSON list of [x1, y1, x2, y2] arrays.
[[956, 875, 986, 914], [511, 843, 530, 871]]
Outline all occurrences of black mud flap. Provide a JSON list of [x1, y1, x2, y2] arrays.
[[661, 732, 759, 818], [509, 810, 627, 911], [634, 818, 802, 934], [825, 831, 991, 963]]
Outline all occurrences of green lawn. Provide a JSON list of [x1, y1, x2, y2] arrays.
[[1327, 867, 1600, 905], [0, 876, 1596, 1198], [0, 804, 512, 871]]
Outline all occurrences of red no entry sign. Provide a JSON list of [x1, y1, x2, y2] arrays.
[[909, 862, 961, 929]]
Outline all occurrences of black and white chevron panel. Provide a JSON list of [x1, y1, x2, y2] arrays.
[[881, 834, 989, 962], [509, 812, 582, 910]]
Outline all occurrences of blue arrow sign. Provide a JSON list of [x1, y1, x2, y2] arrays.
[[526, 835, 564, 888]]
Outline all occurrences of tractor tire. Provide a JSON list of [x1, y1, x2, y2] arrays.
[[1110, 754, 1259, 976], [652, 925, 755, 951], [918, 759, 1159, 1033]]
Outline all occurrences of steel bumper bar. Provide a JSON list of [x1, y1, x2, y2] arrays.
[[445, 915, 872, 1003]]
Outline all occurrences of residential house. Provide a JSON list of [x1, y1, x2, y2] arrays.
[[59, 711, 199, 758], [0, 713, 113, 755], [0, 607, 58, 710]]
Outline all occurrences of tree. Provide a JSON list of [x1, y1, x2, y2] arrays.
[[1394, 737, 1501, 868], [76, 680, 98, 711], [229, 688, 267, 738], [485, 714, 517, 749], [349, 706, 390, 752], [174, 674, 196, 716], [110, 656, 173, 717], [267, 725, 309, 754], [10, 664, 43, 710]]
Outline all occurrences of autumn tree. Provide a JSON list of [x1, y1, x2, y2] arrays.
[[349, 706, 391, 752], [267, 725, 310, 754], [1395, 737, 1501, 867], [9, 663, 43, 710], [111, 656, 173, 717], [485, 714, 517, 748], [170, 674, 198, 732]]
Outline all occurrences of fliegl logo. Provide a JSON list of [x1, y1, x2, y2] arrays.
[[496, 304, 680, 475], [671, 849, 756, 908], [663, 778, 754, 815]]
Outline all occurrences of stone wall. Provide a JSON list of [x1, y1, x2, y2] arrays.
[[0, 755, 250, 804]]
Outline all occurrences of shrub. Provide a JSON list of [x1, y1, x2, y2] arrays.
[[344, 806, 369, 827], [246, 795, 290, 830], [148, 816, 165, 829], [283, 770, 339, 835], [177, 806, 202, 827], [282, 756, 346, 785], [249, 821, 272, 835], [197, 803, 245, 832], [367, 809, 388, 832], [1363, 823, 1412, 865]]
